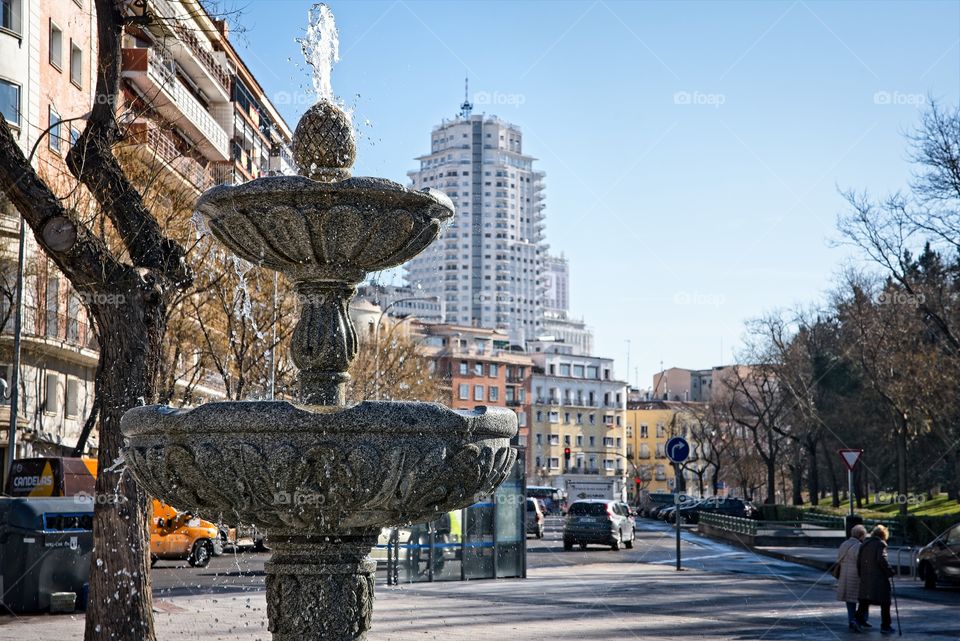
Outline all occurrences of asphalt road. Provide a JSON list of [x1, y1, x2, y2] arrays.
[[152, 516, 959, 608]]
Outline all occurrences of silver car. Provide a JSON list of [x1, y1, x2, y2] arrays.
[[563, 499, 635, 551]]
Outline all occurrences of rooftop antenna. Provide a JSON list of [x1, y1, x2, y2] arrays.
[[459, 75, 473, 118]]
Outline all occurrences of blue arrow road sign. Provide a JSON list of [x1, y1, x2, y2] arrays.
[[666, 436, 690, 464]]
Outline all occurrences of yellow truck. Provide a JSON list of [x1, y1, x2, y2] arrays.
[[150, 500, 221, 568]]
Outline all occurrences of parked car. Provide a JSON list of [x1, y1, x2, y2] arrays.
[[150, 500, 221, 568], [696, 497, 757, 519], [563, 500, 635, 551], [662, 499, 703, 524], [527, 486, 567, 514], [526, 497, 545, 539], [639, 492, 675, 518], [917, 522, 960, 589]]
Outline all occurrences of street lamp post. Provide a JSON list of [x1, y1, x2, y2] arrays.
[[372, 295, 439, 400]]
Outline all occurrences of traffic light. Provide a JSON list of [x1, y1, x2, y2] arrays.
[[634, 477, 642, 487], [563, 447, 571, 462]]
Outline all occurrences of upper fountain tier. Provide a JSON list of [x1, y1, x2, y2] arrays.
[[196, 100, 453, 285]]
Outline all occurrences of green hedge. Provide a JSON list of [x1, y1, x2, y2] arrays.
[[759, 505, 958, 545], [896, 514, 958, 546]]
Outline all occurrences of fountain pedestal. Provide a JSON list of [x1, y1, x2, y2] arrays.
[[266, 532, 378, 641]]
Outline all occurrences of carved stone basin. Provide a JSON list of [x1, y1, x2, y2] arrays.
[[196, 176, 454, 284], [121, 401, 517, 534]]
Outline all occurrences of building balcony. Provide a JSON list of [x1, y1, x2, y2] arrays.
[[122, 47, 230, 161], [1, 306, 99, 367], [149, 0, 232, 99], [506, 399, 522, 408]]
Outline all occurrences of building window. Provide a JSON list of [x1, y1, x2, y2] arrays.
[[48, 106, 62, 152], [576, 435, 583, 446], [458, 384, 468, 400], [616, 437, 622, 447], [548, 434, 559, 446], [70, 41, 82, 87], [559, 363, 570, 376], [0, 79, 19, 126], [604, 459, 614, 470], [49, 20, 62, 69], [535, 433, 542, 445], [589, 414, 596, 425], [563, 412, 570, 424], [656, 422, 666, 438], [70, 126, 81, 147], [564, 435, 571, 445], [656, 443, 665, 458], [459, 362, 467, 375], [640, 424, 648, 438], [474, 363, 483, 376], [536, 410, 542, 422], [1, 0, 22, 36], [603, 437, 615, 447], [488, 363, 498, 377], [65, 379, 79, 417], [488, 386, 498, 402], [589, 436, 595, 447], [474, 384, 484, 401], [573, 364, 584, 378], [535, 456, 541, 468], [45, 373, 60, 414], [576, 413, 583, 424], [616, 416, 622, 427], [640, 444, 650, 459], [548, 457, 560, 470], [548, 411, 559, 424], [603, 414, 614, 426]]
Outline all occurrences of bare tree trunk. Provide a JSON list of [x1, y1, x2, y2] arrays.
[[83, 293, 164, 641], [806, 437, 820, 506], [897, 414, 909, 516]]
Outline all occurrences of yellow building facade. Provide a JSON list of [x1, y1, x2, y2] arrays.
[[625, 405, 677, 502]]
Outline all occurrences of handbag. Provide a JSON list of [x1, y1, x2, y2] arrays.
[[830, 562, 842, 579]]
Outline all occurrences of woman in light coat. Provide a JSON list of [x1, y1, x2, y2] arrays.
[[836, 524, 867, 632]]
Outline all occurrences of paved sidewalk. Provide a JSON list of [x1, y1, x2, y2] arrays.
[[1, 559, 957, 640], [755, 544, 918, 573]]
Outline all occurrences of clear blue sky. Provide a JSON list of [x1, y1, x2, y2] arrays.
[[222, 0, 960, 388]]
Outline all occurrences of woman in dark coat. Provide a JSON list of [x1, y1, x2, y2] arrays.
[[856, 524, 896, 634]]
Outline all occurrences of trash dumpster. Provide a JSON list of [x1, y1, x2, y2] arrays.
[[0, 496, 93, 613]]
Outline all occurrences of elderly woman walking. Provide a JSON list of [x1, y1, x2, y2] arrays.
[[836, 524, 867, 632], [857, 524, 897, 634]]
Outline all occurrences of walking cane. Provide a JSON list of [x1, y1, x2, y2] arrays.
[[891, 576, 902, 637]]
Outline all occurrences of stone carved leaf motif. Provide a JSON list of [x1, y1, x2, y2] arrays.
[[180, 443, 234, 509], [351, 209, 416, 265], [232, 443, 277, 511], [247, 205, 312, 264]]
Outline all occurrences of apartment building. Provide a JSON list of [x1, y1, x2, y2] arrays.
[[417, 323, 532, 442], [0, 0, 292, 463], [404, 102, 547, 346], [527, 342, 627, 486]]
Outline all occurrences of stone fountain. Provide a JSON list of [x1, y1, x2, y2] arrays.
[[120, 6, 518, 640]]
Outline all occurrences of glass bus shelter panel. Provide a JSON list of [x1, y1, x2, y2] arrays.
[[495, 458, 524, 578], [462, 501, 495, 579]]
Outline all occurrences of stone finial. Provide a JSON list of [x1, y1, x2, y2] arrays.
[[292, 100, 356, 182]]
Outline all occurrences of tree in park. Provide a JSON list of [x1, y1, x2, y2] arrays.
[[0, 2, 191, 638]]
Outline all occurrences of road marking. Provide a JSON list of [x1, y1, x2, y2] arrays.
[[647, 551, 743, 564]]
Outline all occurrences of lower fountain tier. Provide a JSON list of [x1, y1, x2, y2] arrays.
[[120, 401, 518, 531]]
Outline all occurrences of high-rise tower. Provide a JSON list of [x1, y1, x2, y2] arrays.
[[405, 107, 546, 345]]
